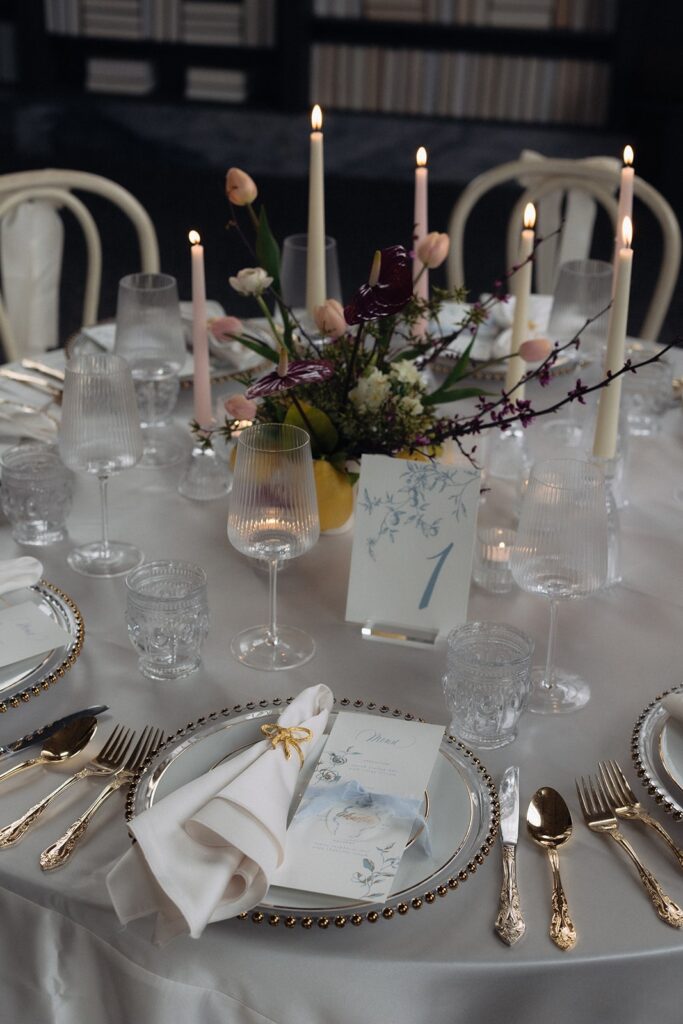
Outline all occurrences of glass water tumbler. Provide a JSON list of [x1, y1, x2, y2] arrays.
[[125, 561, 209, 680], [442, 622, 534, 748], [0, 442, 73, 545]]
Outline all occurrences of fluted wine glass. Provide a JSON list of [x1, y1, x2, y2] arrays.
[[59, 353, 144, 577], [114, 272, 186, 467], [510, 458, 608, 714], [228, 422, 320, 670]]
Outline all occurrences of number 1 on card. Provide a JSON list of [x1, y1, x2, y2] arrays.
[[419, 542, 454, 609]]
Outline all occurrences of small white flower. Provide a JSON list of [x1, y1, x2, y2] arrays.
[[400, 395, 424, 416], [229, 267, 273, 296], [390, 360, 424, 388], [349, 368, 390, 412]]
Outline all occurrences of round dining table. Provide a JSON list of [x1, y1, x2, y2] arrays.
[[0, 353, 682, 1024]]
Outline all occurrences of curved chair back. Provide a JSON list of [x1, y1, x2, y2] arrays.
[[447, 157, 681, 342], [0, 169, 160, 361]]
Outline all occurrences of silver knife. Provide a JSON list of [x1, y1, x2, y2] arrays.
[[0, 705, 109, 762], [494, 766, 525, 945]]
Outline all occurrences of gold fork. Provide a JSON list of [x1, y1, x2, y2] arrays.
[[599, 759, 683, 870], [576, 774, 683, 928], [0, 726, 134, 848], [39, 726, 163, 871]]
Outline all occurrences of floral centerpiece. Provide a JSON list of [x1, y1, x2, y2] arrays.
[[196, 167, 670, 530]]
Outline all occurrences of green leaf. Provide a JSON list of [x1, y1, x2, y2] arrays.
[[285, 402, 338, 457], [255, 206, 281, 293], [423, 386, 490, 406], [441, 335, 476, 388], [234, 335, 278, 364]]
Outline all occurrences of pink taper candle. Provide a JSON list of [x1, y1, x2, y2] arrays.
[[189, 231, 212, 430], [413, 147, 429, 300], [612, 145, 634, 297], [504, 203, 536, 400], [594, 216, 633, 459], [306, 104, 326, 318]]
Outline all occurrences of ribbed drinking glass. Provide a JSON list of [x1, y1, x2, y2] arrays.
[[227, 422, 319, 670], [114, 272, 186, 467], [59, 353, 144, 577], [510, 458, 608, 714]]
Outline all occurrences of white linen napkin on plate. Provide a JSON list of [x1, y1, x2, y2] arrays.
[[0, 557, 43, 596], [662, 693, 683, 724], [106, 683, 334, 943]]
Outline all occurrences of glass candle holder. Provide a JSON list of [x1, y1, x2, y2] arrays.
[[472, 527, 516, 594], [0, 442, 73, 546]]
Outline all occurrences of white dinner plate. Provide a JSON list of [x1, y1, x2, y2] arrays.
[[659, 718, 683, 796], [127, 698, 498, 929], [0, 581, 85, 713]]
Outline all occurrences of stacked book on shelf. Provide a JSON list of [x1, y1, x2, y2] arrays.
[[313, 0, 618, 32], [311, 43, 611, 125], [85, 56, 155, 94], [185, 65, 247, 101], [43, 0, 276, 45]]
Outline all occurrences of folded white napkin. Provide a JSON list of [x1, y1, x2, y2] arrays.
[[478, 293, 554, 362], [0, 557, 43, 596], [106, 683, 334, 943], [662, 693, 683, 724]]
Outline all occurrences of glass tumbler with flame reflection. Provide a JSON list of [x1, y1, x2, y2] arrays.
[[227, 423, 320, 670]]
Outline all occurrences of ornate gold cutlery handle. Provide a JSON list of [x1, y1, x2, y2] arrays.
[[546, 847, 576, 950], [40, 774, 127, 871], [630, 811, 683, 870], [608, 829, 683, 927], [0, 755, 43, 787], [495, 844, 525, 945], [0, 769, 93, 847]]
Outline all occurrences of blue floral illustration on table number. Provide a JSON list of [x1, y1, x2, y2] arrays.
[[351, 844, 400, 899], [359, 462, 479, 608]]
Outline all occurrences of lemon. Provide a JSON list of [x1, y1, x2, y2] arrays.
[[313, 460, 354, 531]]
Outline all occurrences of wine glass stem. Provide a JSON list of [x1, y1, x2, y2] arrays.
[[98, 474, 111, 557], [268, 558, 279, 646], [542, 598, 559, 693]]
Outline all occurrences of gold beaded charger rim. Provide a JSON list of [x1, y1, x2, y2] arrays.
[[0, 579, 85, 714], [631, 683, 683, 822], [126, 697, 499, 932]]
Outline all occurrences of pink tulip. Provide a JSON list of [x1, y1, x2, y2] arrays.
[[210, 315, 243, 343], [416, 232, 450, 269], [224, 393, 258, 421], [225, 168, 258, 206], [314, 299, 347, 339], [519, 337, 554, 362]]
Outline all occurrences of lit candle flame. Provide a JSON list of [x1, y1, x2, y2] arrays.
[[416, 146, 427, 168], [189, 230, 201, 246], [311, 104, 323, 131], [622, 215, 633, 248], [523, 202, 536, 230], [623, 144, 634, 166]]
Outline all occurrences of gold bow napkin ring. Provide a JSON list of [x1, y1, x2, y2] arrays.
[[260, 724, 313, 768]]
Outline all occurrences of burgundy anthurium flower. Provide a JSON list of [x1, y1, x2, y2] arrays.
[[245, 359, 335, 399], [344, 245, 413, 324]]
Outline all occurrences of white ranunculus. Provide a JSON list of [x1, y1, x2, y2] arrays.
[[349, 368, 390, 412], [229, 267, 273, 296]]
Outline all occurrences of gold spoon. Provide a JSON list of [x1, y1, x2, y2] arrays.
[[527, 786, 577, 950], [0, 716, 97, 787]]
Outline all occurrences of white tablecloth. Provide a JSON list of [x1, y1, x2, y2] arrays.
[[0, 368, 682, 1024]]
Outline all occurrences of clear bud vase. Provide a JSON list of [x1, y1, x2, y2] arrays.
[[484, 426, 531, 514], [178, 442, 232, 501]]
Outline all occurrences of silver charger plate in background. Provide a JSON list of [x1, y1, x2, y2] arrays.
[[632, 685, 683, 820]]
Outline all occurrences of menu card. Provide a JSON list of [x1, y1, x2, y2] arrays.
[[0, 602, 71, 669], [272, 712, 444, 902]]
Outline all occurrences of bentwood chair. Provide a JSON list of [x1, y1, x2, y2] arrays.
[[0, 169, 160, 362], [447, 155, 681, 342]]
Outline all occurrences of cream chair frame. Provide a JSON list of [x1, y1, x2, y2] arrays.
[[447, 158, 681, 342], [0, 169, 160, 361]]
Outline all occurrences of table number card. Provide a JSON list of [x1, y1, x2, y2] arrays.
[[345, 455, 480, 637], [273, 712, 444, 902]]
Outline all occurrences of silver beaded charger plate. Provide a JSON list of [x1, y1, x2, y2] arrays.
[[127, 698, 498, 930], [632, 685, 683, 821], [0, 580, 85, 714]]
